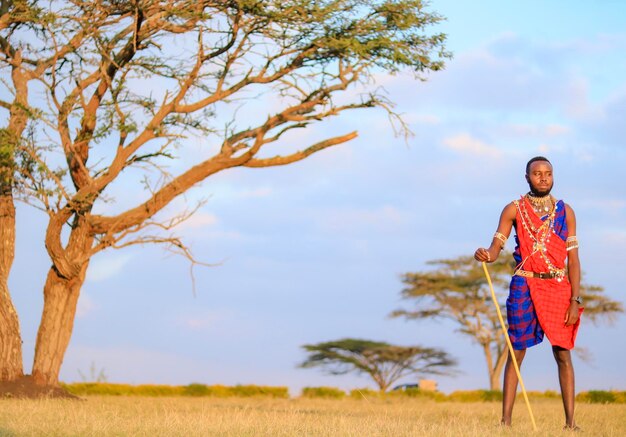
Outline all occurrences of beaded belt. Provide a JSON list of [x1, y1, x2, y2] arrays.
[[514, 269, 558, 279]]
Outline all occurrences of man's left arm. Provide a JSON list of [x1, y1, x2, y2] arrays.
[[565, 204, 581, 326]]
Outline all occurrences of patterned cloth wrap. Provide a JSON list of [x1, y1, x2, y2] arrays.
[[508, 196, 583, 350]]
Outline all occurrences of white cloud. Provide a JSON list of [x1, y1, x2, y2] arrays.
[[177, 310, 229, 331], [504, 123, 571, 137], [442, 133, 502, 158], [562, 77, 604, 121], [87, 253, 133, 282]]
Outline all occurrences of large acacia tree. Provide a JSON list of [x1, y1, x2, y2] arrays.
[[300, 338, 456, 392], [0, 0, 450, 389], [391, 254, 623, 390]]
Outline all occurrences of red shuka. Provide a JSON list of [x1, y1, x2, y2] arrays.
[[514, 197, 583, 350]]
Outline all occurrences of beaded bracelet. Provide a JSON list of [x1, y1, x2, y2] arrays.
[[566, 236, 579, 251], [493, 232, 508, 248]]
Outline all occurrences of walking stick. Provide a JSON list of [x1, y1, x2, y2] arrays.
[[482, 262, 538, 432]]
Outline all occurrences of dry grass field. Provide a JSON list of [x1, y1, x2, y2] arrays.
[[0, 396, 624, 436]]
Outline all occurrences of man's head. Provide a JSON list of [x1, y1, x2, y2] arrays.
[[525, 156, 553, 196]]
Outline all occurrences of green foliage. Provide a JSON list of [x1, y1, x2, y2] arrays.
[[61, 384, 626, 404], [0, 128, 16, 187], [393, 254, 515, 322], [394, 252, 622, 327], [577, 391, 626, 404], [226, 385, 289, 398], [525, 390, 560, 399], [62, 383, 289, 398], [62, 383, 181, 397], [181, 383, 211, 397], [301, 386, 346, 399], [448, 390, 503, 402], [300, 338, 456, 391], [349, 386, 446, 401], [349, 387, 382, 399], [578, 284, 624, 324], [388, 387, 447, 401], [238, 0, 450, 72]]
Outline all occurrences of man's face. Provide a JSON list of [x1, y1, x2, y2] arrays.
[[526, 161, 553, 196]]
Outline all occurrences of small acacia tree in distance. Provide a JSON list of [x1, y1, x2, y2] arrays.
[[391, 253, 623, 390], [300, 338, 456, 392], [0, 0, 450, 392]]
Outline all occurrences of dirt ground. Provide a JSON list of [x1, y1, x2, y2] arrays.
[[0, 375, 78, 399]]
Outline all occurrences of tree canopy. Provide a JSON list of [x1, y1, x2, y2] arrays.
[[300, 338, 456, 392], [0, 0, 450, 392]]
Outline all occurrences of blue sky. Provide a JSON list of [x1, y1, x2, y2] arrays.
[[9, 1, 626, 394]]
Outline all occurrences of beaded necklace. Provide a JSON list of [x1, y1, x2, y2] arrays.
[[514, 197, 565, 282], [525, 192, 554, 215]]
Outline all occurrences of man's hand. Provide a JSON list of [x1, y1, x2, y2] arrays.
[[474, 247, 494, 263], [564, 303, 580, 326]]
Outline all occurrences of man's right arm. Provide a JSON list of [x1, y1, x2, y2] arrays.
[[474, 202, 516, 263]]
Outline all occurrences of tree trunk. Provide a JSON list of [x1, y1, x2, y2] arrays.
[[489, 369, 500, 391], [0, 51, 29, 382], [482, 342, 499, 391], [491, 348, 508, 392], [31, 263, 88, 386], [0, 193, 23, 381]]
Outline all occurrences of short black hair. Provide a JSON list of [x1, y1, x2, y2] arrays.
[[526, 156, 551, 175]]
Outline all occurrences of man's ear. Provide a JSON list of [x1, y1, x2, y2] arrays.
[[525, 174, 530, 183]]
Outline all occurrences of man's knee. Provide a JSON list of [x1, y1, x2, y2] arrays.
[[552, 346, 572, 366], [507, 348, 526, 364]]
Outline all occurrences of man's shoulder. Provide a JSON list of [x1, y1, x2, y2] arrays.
[[501, 201, 517, 218]]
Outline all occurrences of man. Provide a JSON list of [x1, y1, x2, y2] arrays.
[[474, 156, 583, 430]]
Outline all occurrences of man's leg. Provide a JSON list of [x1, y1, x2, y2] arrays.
[[552, 346, 576, 428], [501, 348, 526, 426]]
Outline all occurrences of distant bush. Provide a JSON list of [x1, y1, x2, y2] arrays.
[[62, 383, 624, 404], [228, 385, 289, 398], [388, 388, 447, 401], [62, 383, 183, 396], [576, 391, 626, 404], [347, 387, 447, 401], [182, 383, 212, 397], [349, 388, 382, 400], [524, 390, 560, 400], [448, 390, 503, 402], [301, 386, 346, 399], [62, 383, 288, 398]]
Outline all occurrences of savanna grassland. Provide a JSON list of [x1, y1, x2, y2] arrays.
[[0, 396, 624, 437]]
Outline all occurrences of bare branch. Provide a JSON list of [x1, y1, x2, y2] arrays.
[[245, 132, 357, 168]]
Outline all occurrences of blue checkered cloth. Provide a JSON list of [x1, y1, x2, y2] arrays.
[[507, 275, 544, 349]]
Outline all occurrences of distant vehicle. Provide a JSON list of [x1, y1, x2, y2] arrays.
[[391, 383, 419, 391]]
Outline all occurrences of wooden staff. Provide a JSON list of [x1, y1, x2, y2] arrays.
[[482, 262, 538, 432]]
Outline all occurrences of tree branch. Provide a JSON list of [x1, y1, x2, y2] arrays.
[[244, 132, 357, 168]]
